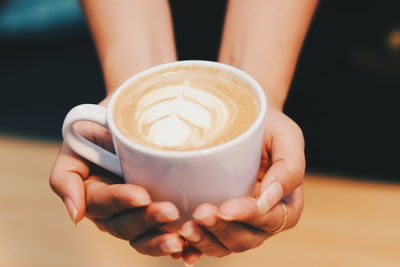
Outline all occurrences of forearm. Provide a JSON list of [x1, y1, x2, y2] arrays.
[[80, 0, 177, 94], [219, 0, 318, 110]]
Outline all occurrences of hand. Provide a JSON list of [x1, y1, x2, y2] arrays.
[[49, 116, 185, 257], [178, 105, 305, 264], [85, 173, 185, 256]]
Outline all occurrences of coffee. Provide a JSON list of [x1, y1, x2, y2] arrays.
[[114, 65, 259, 151]]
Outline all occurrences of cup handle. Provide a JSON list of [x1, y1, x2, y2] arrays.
[[62, 104, 123, 176]]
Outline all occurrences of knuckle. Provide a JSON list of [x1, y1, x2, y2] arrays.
[[196, 239, 222, 256], [290, 120, 305, 141], [190, 236, 208, 250], [127, 184, 146, 195], [48, 174, 62, 196], [230, 244, 252, 253], [113, 191, 120, 200], [86, 203, 107, 218], [129, 240, 148, 255], [106, 219, 130, 240], [86, 191, 107, 217], [253, 237, 265, 248], [227, 234, 258, 253], [284, 163, 305, 190], [130, 243, 162, 257], [191, 231, 230, 257], [92, 219, 107, 232], [211, 222, 230, 236], [286, 162, 304, 180], [130, 244, 150, 256], [112, 185, 124, 201], [48, 177, 58, 193], [261, 223, 275, 232]]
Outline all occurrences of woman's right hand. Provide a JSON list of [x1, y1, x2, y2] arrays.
[[49, 121, 185, 256]]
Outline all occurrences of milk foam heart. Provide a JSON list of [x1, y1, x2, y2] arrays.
[[114, 66, 259, 151]]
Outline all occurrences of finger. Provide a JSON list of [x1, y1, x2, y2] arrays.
[[49, 144, 89, 223], [218, 188, 304, 232], [85, 175, 152, 218], [170, 252, 182, 261], [192, 203, 266, 253], [257, 148, 271, 181], [178, 220, 230, 257], [74, 120, 115, 153], [257, 119, 305, 214], [94, 201, 180, 241], [182, 245, 203, 265], [130, 232, 184, 256]]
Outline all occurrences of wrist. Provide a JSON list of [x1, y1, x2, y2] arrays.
[[218, 58, 286, 111], [102, 54, 176, 95], [266, 97, 285, 112], [261, 85, 287, 111], [81, 0, 177, 95]]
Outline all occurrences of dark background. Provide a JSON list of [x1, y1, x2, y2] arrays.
[[1, 0, 399, 181]]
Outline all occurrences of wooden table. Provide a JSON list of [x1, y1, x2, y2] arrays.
[[1, 135, 399, 267]]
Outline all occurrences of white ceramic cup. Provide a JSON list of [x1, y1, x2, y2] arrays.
[[62, 60, 267, 218]]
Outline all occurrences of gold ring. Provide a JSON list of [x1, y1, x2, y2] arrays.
[[267, 202, 288, 234]]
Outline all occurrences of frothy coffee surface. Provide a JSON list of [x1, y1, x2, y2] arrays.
[[114, 65, 259, 151]]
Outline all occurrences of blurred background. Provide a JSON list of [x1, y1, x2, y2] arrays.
[[1, 0, 399, 180], [1, 0, 400, 266]]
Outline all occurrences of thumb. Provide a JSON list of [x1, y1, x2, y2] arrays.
[[257, 122, 305, 215]]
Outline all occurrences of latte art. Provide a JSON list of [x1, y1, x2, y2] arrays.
[[135, 81, 235, 148], [114, 66, 259, 151]]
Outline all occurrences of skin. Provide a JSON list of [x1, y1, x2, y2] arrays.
[[50, 0, 182, 256], [49, 0, 318, 265], [177, 0, 317, 263]]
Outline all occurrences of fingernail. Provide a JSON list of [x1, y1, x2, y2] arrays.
[[179, 225, 201, 243], [159, 238, 182, 253], [154, 209, 179, 222], [218, 212, 234, 221], [193, 211, 216, 227], [133, 196, 151, 206], [257, 182, 283, 215], [64, 198, 78, 224]]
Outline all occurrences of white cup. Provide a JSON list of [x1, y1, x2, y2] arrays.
[[62, 60, 267, 219]]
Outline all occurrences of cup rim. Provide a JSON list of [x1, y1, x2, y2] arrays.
[[107, 60, 267, 158]]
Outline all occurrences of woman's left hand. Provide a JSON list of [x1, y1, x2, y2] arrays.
[[178, 105, 306, 264]]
